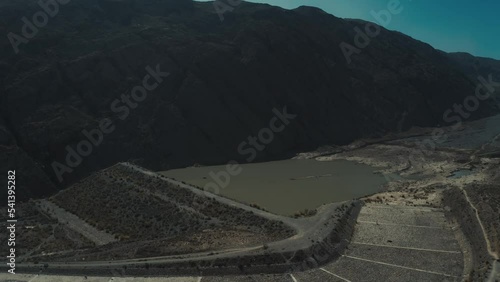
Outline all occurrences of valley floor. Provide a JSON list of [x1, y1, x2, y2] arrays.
[[0, 203, 464, 281], [2, 115, 499, 281]]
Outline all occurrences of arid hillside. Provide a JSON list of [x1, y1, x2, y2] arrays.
[[0, 0, 499, 199]]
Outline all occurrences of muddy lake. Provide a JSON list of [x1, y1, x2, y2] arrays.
[[161, 159, 389, 215]]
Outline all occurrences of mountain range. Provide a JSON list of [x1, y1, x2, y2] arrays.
[[0, 0, 499, 200]]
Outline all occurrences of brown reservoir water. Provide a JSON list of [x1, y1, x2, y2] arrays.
[[160, 159, 388, 216]]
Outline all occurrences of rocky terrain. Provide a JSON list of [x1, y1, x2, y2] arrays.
[[2, 162, 362, 277], [0, 200, 95, 262], [464, 183, 500, 255], [5, 163, 295, 263], [1, 0, 499, 200], [446, 52, 500, 106], [446, 52, 500, 84], [314, 114, 500, 281], [1, 113, 498, 280]]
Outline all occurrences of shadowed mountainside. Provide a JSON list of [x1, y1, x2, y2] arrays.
[[0, 0, 499, 199], [445, 52, 500, 104], [446, 52, 500, 82]]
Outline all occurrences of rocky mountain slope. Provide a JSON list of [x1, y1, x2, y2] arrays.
[[445, 52, 500, 104], [0, 0, 499, 200], [446, 52, 500, 82]]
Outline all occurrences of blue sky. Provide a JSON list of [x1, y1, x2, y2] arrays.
[[204, 0, 500, 59]]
